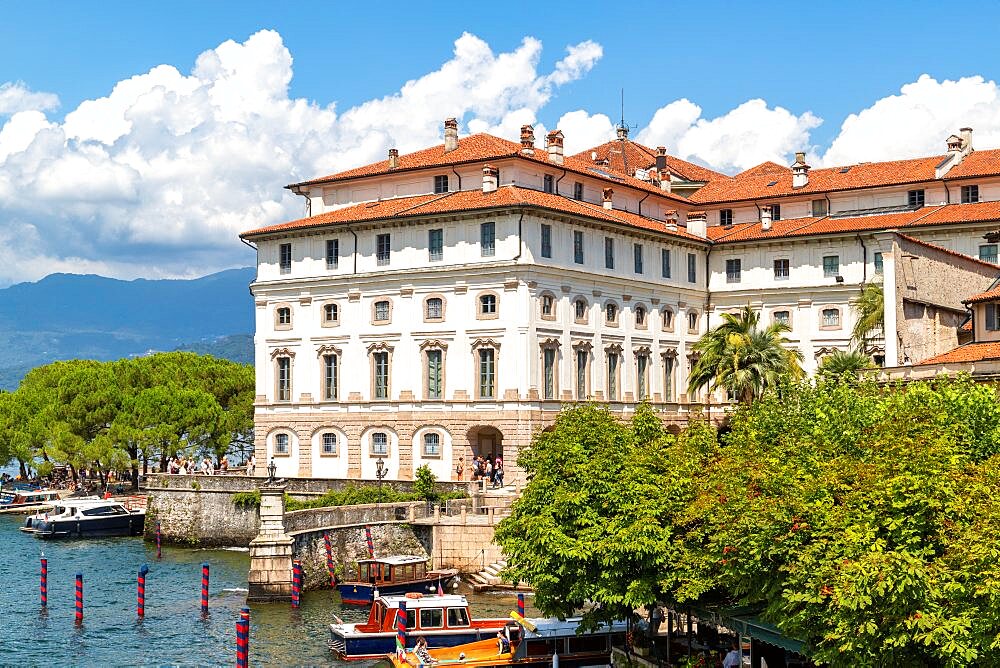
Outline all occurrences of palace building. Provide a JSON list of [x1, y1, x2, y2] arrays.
[[240, 120, 1000, 481]]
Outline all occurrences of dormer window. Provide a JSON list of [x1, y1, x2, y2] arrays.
[[771, 204, 781, 221], [986, 303, 999, 331], [543, 174, 554, 193], [573, 182, 584, 200], [961, 185, 980, 204], [434, 175, 449, 194], [719, 209, 733, 226], [907, 189, 925, 207]]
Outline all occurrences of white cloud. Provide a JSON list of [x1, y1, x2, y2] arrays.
[[0, 82, 59, 115], [0, 30, 601, 285], [637, 99, 821, 174], [821, 74, 1000, 166], [554, 110, 615, 155]]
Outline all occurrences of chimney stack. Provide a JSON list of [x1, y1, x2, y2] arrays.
[[761, 205, 773, 231], [791, 151, 810, 188], [546, 130, 564, 165], [655, 146, 667, 172], [388, 148, 399, 170], [938, 127, 974, 178], [602, 188, 614, 209], [520, 125, 535, 153], [659, 164, 672, 193], [687, 211, 707, 238], [664, 209, 678, 231], [482, 165, 499, 193], [960, 126, 973, 150], [443, 118, 459, 153]]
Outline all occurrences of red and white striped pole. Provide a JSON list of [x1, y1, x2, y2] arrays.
[[138, 564, 149, 618], [200, 562, 209, 614], [40, 557, 48, 609], [291, 560, 303, 608], [235, 606, 250, 668], [75, 572, 84, 624]]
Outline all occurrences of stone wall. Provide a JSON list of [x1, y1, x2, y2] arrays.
[[144, 473, 469, 497], [145, 486, 259, 546], [426, 518, 504, 572]]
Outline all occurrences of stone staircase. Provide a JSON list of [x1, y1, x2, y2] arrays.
[[468, 559, 531, 592]]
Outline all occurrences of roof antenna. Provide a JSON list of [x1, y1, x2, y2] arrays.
[[617, 88, 636, 173]]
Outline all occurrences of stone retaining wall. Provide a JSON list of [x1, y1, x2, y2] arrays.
[[144, 474, 469, 497], [145, 487, 259, 546]]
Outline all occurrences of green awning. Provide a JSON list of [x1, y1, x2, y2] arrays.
[[690, 605, 805, 655]]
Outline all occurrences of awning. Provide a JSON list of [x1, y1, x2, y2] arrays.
[[690, 605, 805, 655]]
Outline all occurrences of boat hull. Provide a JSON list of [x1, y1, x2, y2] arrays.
[[31, 513, 145, 539], [337, 577, 454, 605], [331, 627, 503, 661]]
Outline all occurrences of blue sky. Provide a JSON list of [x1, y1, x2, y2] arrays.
[[1, 1, 999, 283]]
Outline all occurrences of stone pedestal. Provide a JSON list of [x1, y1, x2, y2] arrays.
[[247, 484, 294, 602]]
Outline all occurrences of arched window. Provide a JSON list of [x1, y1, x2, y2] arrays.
[[821, 307, 841, 329], [662, 308, 675, 331], [274, 304, 293, 330], [605, 302, 619, 326], [425, 296, 444, 321], [541, 294, 555, 318], [477, 292, 499, 320], [574, 298, 588, 323], [687, 310, 699, 333], [635, 305, 647, 328], [322, 302, 339, 325]]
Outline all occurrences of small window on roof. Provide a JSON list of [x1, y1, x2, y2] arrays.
[[839, 166, 851, 174], [766, 180, 779, 187]]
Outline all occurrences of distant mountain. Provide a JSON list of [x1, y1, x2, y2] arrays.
[[0, 268, 256, 389], [174, 334, 254, 365]]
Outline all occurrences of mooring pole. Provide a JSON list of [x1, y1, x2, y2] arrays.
[[201, 562, 210, 614], [138, 564, 149, 618], [75, 572, 84, 624], [40, 556, 48, 608]]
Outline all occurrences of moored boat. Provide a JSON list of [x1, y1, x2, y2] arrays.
[[0, 489, 62, 515], [23, 497, 146, 539], [330, 593, 508, 661], [337, 555, 459, 605]]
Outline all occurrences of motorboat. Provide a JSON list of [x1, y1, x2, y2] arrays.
[[0, 488, 62, 514], [379, 615, 628, 668], [22, 497, 146, 539], [330, 593, 509, 661], [337, 555, 459, 605]]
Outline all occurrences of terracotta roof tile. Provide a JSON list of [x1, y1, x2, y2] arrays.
[[569, 139, 728, 183], [918, 341, 1000, 365], [895, 233, 1000, 270], [942, 148, 1000, 179], [964, 283, 1000, 304], [241, 186, 705, 242], [690, 154, 948, 204]]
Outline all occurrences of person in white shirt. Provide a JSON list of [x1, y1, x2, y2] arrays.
[[723, 642, 742, 668]]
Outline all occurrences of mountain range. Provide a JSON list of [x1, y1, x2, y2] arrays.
[[0, 268, 256, 389]]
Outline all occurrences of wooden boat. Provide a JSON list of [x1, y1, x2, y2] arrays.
[[379, 616, 628, 668], [337, 555, 459, 605], [21, 497, 146, 539], [330, 593, 509, 660], [0, 489, 62, 515]]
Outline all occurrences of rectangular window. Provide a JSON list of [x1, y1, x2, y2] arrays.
[[426, 350, 443, 399], [961, 184, 980, 204], [540, 224, 552, 258], [663, 355, 675, 402], [811, 199, 828, 217], [376, 233, 390, 266], [687, 253, 697, 283], [633, 243, 643, 274], [434, 175, 449, 194], [277, 357, 291, 401], [636, 354, 648, 400], [274, 433, 289, 454], [478, 348, 495, 399], [607, 353, 619, 401], [771, 204, 781, 221], [573, 182, 584, 200], [543, 174, 554, 193], [447, 608, 470, 627], [374, 300, 390, 322], [719, 209, 733, 226], [323, 354, 338, 400], [661, 249, 671, 278], [422, 434, 441, 458], [773, 311, 790, 326], [874, 252, 884, 274], [325, 239, 339, 269], [823, 255, 840, 277], [428, 228, 443, 261], [773, 258, 789, 280], [480, 222, 496, 257], [822, 309, 841, 328], [322, 433, 337, 455], [979, 244, 998, 264], [726, 258, 742, 283], [574, 231, 585, 264], [371, 432, 388, 455], [543, 348, 556, 400], [576, 349, 587, 399], [987, 303, 999, 331], [373, 352, 389, 400], [279, 243, 292, 274], [604, 237, 614, 269], [908, 189, 925, 207]]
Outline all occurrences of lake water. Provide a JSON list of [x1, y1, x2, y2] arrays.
[[0, 513, 534, 666]]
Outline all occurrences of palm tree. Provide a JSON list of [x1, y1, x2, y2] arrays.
[[688, 305, 803, 404], [852, 282, 884, 348], [818, 350, 874, 378]]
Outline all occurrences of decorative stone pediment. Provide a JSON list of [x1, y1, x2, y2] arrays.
[[366, 341, 394, 354], [471, 338, 501, 350], [419, 339, 449, 351], [316, 344, 342, 358], [605, 343, 623, 354], [539, 337, 561, 348], [270, 347, 296, 359]]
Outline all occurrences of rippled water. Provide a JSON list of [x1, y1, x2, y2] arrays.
[[0, 513, 534, 667]]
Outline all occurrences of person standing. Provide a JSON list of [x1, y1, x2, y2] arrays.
[[493, 457, 504, 488], [455, 456, 465, 481], [247, 454, 256, 477], [723, 642, 742, 668]]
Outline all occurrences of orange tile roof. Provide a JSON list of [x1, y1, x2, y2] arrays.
[[241, 186, 706, 242], [708, 201, 1000, 244], [569, 139, 728, 184], [965, 282, 1000, 304], [690, 154, 948, 204], [895, 233, 1000, 270], [961, 319, 973, 332], [918, 341, 1000, 365], [942, 148, 1000, 179]]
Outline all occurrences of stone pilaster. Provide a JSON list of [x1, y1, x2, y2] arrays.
[[247, 483, 294, 602]]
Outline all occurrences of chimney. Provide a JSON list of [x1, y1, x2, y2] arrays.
[[546, 130, 564, 165], [616, 125, 629, 140], [687, 211, 707, 238], [590, 151, 598, 162], [937, 128, 973, 178], [960, 126, 973, 150], [482, 165, 499, 193], [761, 205, 773, 231], [520, 125, 535, 153], [659, 165, 672, 193], [664, 209, 678, 231], [443, 118, 459, 153], [791, 151, 810, 188], [602, 187, 614, 209], [655, 146, 667, 172], [388, 148, 399, 170]]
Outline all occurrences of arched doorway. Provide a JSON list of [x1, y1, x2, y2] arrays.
[[465, 425, 504, 463]]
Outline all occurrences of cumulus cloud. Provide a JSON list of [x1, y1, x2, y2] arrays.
[[0, 31, 601, 284], [821, 74, 1000, 166], [637, 99, 821, 174]]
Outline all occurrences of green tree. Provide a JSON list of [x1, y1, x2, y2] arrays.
[[851, 281, 884, 348], [413, 464, 438, 501], [687, 305, 803, 403], [817, 349, 874, 378]]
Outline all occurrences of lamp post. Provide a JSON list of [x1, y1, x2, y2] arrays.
[[266, 459, 277, 484], [375, 457, 387, 503]]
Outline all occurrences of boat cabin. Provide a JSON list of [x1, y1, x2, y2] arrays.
[[353, 555, 429, 586], [0, 489, 59, 507], [360, 594, 478, 633]]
